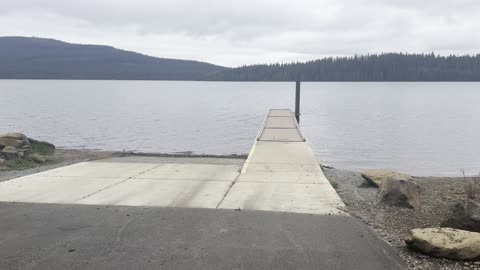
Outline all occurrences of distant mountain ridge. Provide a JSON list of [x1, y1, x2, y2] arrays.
[[1, 36, 480, 81], [0, 37, 225, 80]]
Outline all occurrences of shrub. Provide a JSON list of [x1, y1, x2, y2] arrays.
[[462, 169, 480, 201]]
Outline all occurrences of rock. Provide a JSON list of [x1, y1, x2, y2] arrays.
[[28, 153, 47, 163], [443, 199, 480, 232], [405, 228, 480, 260], [0, 158, 5, 164], [377, 178, 421, 209], [361, 169, 411, 188], [0, 133, 31, 150], [0, 146, 21, 160]]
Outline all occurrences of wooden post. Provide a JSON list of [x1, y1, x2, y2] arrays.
[[295, 73, 301, 123]]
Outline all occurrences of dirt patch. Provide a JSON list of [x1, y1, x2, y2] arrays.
[[0, 149, 121, 182], [323, 166, 477, 270]]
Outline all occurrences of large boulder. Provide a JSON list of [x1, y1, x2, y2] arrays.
[[361, 169, 411, 188], [0, 133, 55, 161], [0, 146, 23, 160], [443, 199, 480, 232], [0, 133, 31, 150], [0, 133, 31, 160], [405, 228, 480, 260], [377, 178, 421, 209]]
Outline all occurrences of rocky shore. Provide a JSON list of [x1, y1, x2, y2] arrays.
[[323, 166, 480, 270]]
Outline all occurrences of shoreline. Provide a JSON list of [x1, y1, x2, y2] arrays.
[[0, 148, 247, 183], [0, 148, 473, 269]]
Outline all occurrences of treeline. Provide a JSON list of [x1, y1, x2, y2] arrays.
[[209, 53, 480, 81], [2, 37, 480, 81]]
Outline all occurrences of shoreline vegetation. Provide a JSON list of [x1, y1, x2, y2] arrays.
[[2, 36, 480, 81]]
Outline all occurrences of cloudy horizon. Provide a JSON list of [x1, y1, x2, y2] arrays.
[[1, 0, 479, 67]]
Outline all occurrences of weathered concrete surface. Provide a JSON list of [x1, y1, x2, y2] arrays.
[[0, 203, 406, 270], [245, 142, 319, 165], [220, 110, 344, 215], [237, 163, 327, 183], [35, 161, 159, 178], [0, 157, 243, 209], [77, 179, 232, 208], [259, 128, 304, 142], [265, 116, 296, 128], [219, 182, 344, 215], [0, 175, 125, 204], [137, 163, 240, 181], [258, 109, 304, 142]]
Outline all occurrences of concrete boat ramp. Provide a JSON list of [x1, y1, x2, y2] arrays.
[[0, 109, 406, 269], [0, 109, 343, 215]]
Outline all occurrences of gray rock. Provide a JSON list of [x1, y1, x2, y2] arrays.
[[405, 228, 480, 260], [361, 169, 411, 188], [377, 178, 421, 209], [0, 133, 31, 150], [443, 199, 480, 232], [0, 146, 21, 160]]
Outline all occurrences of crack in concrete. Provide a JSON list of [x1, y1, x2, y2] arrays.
[[72, 164, 165, 203]]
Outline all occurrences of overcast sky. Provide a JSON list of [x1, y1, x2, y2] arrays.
[[1, 0, 479, 67]]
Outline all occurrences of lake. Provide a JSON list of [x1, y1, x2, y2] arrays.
[[1, 80, 479, 176]]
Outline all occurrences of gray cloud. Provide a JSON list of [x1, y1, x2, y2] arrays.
[[1, 0, 479, 66]]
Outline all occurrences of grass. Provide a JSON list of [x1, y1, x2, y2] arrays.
[[330, 181, 339, 189], [3, 159, 39, 170], [0, 141, 57, 171], [2, 158, 57, 171], [31, 141, 55, 155]]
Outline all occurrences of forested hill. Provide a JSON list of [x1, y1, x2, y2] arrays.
[[209, 54, 480, 81], [0, 37, 224, 80], [1, 37, 480, 81]]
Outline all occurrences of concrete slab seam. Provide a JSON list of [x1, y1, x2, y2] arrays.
[[72, 163, 165, 203], [131, 177, 234, 182], [215, 170, 242, 209]]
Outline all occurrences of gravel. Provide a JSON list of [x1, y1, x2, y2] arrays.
[[322, 165, 478, 270]]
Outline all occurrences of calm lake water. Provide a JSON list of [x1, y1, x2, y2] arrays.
[[1, 80, 479, 176]]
